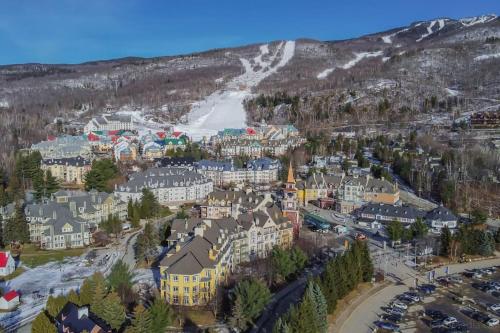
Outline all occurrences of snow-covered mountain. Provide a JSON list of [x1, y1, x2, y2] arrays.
[[0, 14, 498, 162]]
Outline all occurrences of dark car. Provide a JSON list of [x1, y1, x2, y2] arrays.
[[430, 319, 445, 328], [419, 284, 437, 294], [374, 321, 400, 332], [426, 309, 447, 320], [380, 313, 403, 323]]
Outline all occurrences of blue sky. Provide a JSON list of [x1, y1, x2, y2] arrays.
[[0, 0, 498, 65]]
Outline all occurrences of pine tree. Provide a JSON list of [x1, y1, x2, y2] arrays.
[[360, 241, 374, 283], [90, 273, 108, 315], [125, 303, 153, 333], [149, 297, 175, 333], [230, 279, 271, 329], [67, 289, 81, 306], [32, 311, 56, 333], [229, 297, 250, 331], [319, 264, 338, 314], [440, 226, 452, 257], [3, 201, 29, 243], [79, 273, 99, 306], [98, 292, 126, 331], [44, 170, 59, 196], [127, 198, 134, 219], [272, 317, 291, 333], [307, 281, 328, 333], [107, 259, 134, 291], [288, 292, 317, 333], [46, 295, 67, 318]]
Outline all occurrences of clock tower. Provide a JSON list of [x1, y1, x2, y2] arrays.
[[282, 162, 301, 238]]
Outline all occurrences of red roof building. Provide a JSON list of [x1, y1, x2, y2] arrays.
[[3, 290, 19, 302]]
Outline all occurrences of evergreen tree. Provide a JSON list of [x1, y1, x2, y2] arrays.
[[84, 159, 119, 192], [290, 247, 308, 272], [319, 264, 338, 313], [477, 231, 494, 256], [107, 259, 134, 291], [127, 198, 134, 219], [288, 293, 317, 333], [359, 241, 374, 282], [230, 279, 271, 330], [98, 292, 126, 331], [140, 188, 160, 218], [46, 295, 67, 318], [271, 247, 295, 283], [67, 289, 81, 306], [131, 201, 141, 227], [149, 298, 175, 333], [125, 303, 153, 333], [272, 317, 291, 333], [386, 220, 404, 242], [440, 226, 452, 257], [228, 297, 251, 331], [44, 170, 59, 196], [135, 222, 159, 264], [79, 273, 103, 306], [89, 273, 108, 315], [32, 311, 56, 333], [307, 281, 328, 333], [3, 201, 29, 243]]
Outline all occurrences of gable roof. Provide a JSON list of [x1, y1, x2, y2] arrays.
[[57, 302, 110, 333], [2, 290, 19, 302]]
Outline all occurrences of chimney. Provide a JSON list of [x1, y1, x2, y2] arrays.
[[77, 306, 89, 320], [52, 210, 57, 220], [69, 201, 77, 217]]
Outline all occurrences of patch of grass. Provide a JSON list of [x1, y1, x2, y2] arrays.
[[182, 309, 216, 327], [0, 267, 26, 281], [16, 244, 86, 268]]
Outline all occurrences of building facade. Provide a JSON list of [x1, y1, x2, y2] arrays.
[[41, 156, 91, 185], [115, 167, 213, 206], [282, 163, 301, 238]]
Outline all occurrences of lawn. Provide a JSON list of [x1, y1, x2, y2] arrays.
[[14, 244, 86, 268]]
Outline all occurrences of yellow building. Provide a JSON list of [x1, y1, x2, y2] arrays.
[[160, 204, 294, 306], [41, 156, 91, 185], [297, 173, 343, 206]]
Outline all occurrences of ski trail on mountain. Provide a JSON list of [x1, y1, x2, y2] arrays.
[[176, 41, 295, 141]]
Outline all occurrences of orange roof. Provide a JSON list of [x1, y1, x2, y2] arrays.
[[287, 161, 295, 183]]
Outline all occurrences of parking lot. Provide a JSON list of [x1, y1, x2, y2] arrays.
[[372, 266, 500, 332]]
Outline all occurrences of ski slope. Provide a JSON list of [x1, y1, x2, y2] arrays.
[[176, 41, 296, 141], [317, 51, 383, 79]]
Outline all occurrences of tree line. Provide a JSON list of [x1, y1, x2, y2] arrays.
[[273, 240, 373, 333], [32, 260, 175, 333]]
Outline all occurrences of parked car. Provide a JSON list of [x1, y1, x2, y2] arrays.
[[485, 318, 499, 327], [374, 321, 400, 332], [419, 284, 437, 294], [443, 317, 458, 327], [425, 309, 446, 320], [387, 307, 406, 316], [488, 303, 500, 312], [403, 292, 420, 302], [391, 301, 408, 310], [448, 275, 464, 284], [379, 313, 403, 323]]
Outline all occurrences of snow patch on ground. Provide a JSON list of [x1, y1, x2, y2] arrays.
[[417, 19, 447, 42], [460, 14, 497, 27], [474, 53, 500, 61], [366, 79, 397, 92], [0, 99, 9, 108], [381, 28, 410, 44], [317, 51, 383, 79], [176, 41, 296, 141], [382, 57, 391, 63], [0, 252, 120, 330], [445, 88, 460, 96]]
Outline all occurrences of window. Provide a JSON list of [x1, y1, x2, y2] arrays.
[[172, 275, 178, 282], [184, 276, 189, 282], [184, 287, 189, 293], [173, 295, 179, 304], [193, 275, 199, 282], [183, 296, 190, 305], [173, 286, 178, 293]]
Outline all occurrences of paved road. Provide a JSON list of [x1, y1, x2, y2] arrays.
[[250, 265, 324, 333], [339, 257, 500, 333]]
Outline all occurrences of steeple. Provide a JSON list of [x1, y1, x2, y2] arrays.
[[287, 161, 295, 184]]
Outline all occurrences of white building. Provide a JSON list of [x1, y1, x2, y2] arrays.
[[84, 114, 134, 133], [0, 290, 20, 310], [115, 167, 213, 206], [196, 158, 280, 186], [0, 252, 15, 277]]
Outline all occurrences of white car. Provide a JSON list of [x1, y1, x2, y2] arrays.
[[486, 318, 499, 327], [391, 301, 408, 310], [489, 304, 500, 312], [442, 317, 457, 326]]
